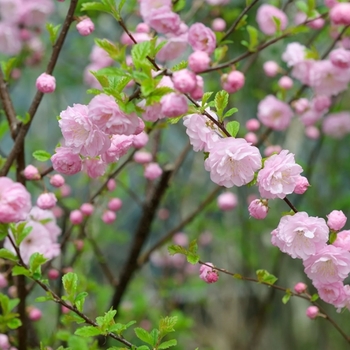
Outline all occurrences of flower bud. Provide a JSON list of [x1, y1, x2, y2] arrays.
[[248, 199, 269, 219], [217, 192, 238, 211], [28, 308, 42, 321], [0, 273, 8, 288], [173, 232, 189, 246], [0, 334, 10, 349], [306, 306, 319, 319], [160, 93, 188, 118], [50, 174, 65, 188], [305, 126, 320, 139], [329, 48, 350, 69], [244, 132, 258, 145], [263, 61, 279, 77], [327, 210, 347, 231], [102, 210, 116, 224], [278, 76, 293, 90], [212, 18, 226, 31], [144, 162, 163, 180], [294, 282, 307, 294], [292, 98, 309, 114], [108, 198, 123, 211], [133, 132, 149, 149], [36, 73, 56, 93], [264, 145, 282, 157], [76, 17, 95, 36], [294, 176, 310, 194], [246, 119, 260, 132], [70, 210, 83, 225], [188, 51, 211, 73], [330, 3, 350, 26], [199, 263, 219, 283], [60, 184, 71, 197], [37, 193, 57, 210], [107, 179, 116, 191], [136, 23, 150, 33], [221, 70, 245, 94], [134, 151, 152, 164], [23, 165, 41, 180], [172, 69, 197, 93], [74, 239, 84, 251], [48, 269, 60, 280], [80, 203, 94, 216]]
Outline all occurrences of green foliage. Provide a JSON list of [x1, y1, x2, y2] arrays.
[[246, 25, 259, 52], [173, 0, 186, 12], [171, 60, 188, 71], [168, 239, 199, 264], [9, 222, 32, 246], [214, 46, 228, 63], [256, 269, 278, 285], [226, 121, 240, 137], [81, 0, 121, 20], [329, 231, 337, 244], [16, 113, 30, 124], [46, 23, 61, 45], [0, 248, 18, 262], [0, 120, 9, 140], [282, 290, 292, 304], [62, 272, 79, 305], [310, 294, 319, 302], [131, 41, 152, 70], [0, 293, 22, 332], [29, 253, 48, 279], [95, 39, 125, 62], [214, 90, 229, 121], [0, 58, 17, 81], [32, 150, 51, 162]]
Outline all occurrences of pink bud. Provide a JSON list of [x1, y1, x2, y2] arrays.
[[107, 179, 116, 191], [292, 98, 309, 114], [144, 162, 163, 180], [0, 274, 8, 288], [102, 210, 116, 224], [0, 334, 10, 349], [246, 119, 260, 132], [306, 306, 319, 319], [48, 269, 60, 280], [50, 174, 65, 188], [61, 306, 70, 314], [312, 96, 331, 113], [189, 75, 204, 100], [199, 263, 219, 284], [157, 208, 169, 220], [52, 206, 64, 218], [325, 0, 338, 8], [76, 17, 95, 36], [135, 118, 145, 135], [134, 151, 152, 164], [37, 193, 57, 210], [278, 76, 293, 90], [23, 165, 40, 180], [264, 145, 282, 157], [188, 51, 211, 73], [70, 210, 83, 225], [80, 203, 94, 216], [28, 308, 42, 321], [60, 184, 71, 197], [172, 69, 197, 93], [327, 210, 347, 231], [248, 199, 269, 219], [36, 73, 56, 93], [330, 3, 350, 26], [133, 132, 149, 149], [294, 282, 307, 294], [217, 192, 238, 211], [221, 70, 245, 94], [173, 232, 189, 246], [308, 17, 325, 29], [293, 176, 310, 195], [305, 126, 320, 139], [108, 198, 123, 211], [263, 61, 279, 77], [212, 18, 226, 31], [161, 93, 188, 118], [244, 132, 258, 145], [136, 23, 150, 33], [74, 239, 84, 251], [330, 48, 350, 69]]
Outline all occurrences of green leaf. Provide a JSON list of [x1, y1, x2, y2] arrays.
[[226, 121, 240, 137], [96, 309, 117, 333], [223, 107, 238, 119], [8, 298, 20, 311], [74, 292, 88, 312], [62, 272, 78, 302], [256, 269, 278, 285], [214, 90, 229, 120], [0, 248, 18, 262], [233, 273, 242, 279], [296, 0, 308, 13], [29, 253, 47, 278], [75, 326, 102, 337], [201, 92, 213, 108], [15, 225, 32, 246], [173, 0, 186, 12], [329, 231, 337, 244], [12, 266, 30, 277], [109, 320, 136, 335], [32, 150, 51, 162], [159, 316, 177, 338], [81, 2, 110, 13], [158, 339, 177, 349], [282, 292, 292, 304], [272, 16, 282, 34], [131, 41, 151, 69], [0, 120, 9, 140], [214, 46, 228, 63], [35, 294, 54, 303], [310, 293, 319, 302], [117, 0, 127, 14], [1, 58, 17, 81], [16, 113, 30, 125], [7, 317, 22, 329], [46, 23, 61, 45], [247, 25, 259, 52], [134, 328, 155, 346], [168, 245, 188, 256], [171, 60, 188, 72]]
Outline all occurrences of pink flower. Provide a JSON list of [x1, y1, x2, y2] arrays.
[[304, 245, 350, 284], [299, 109, 323, 127], [23, 165, 40, 180], [51, 147, 82, 175], [292, 98, 309, 114], [108, 198, 122, 211], [314, 281, 347, 308], [136, 23, 150, 33], [133, 132, 149, 149], [160, 93, 188, 117], [188, 23, 216, 54], [70, 210, 83, 225], [183, 113, 221, 152], [322, 112, 350, 139], [19, 0, 54, 27], [327, 210, 347, 231], [144, 162, 163, 180], [156, 34, 188, 62], [256, 4, 288, 36], [257, 150, 303, 199], [173, 232, 189, 246], [140, 102, 165, 122], [50, 174, 65, 188], [291, 60, 315, 85], [271, 212, 329, 259], [90, 44, 114, 67], [76, 17, 94, 36], [0, 334, 10, 350], [330, 48, 350, 69], [48, 269, 60, 280], [0, 273, 8, 288], [189, 75, 204, 100], [0, 177, 31, 223], [101, 135, 134, 163], [0, 23, 21, 56], [333, 230, 350, 251], [294, 282, 307, 294], [88, 94, 139, 135], [80, 203, 94, 216], [294, 176, 310, 194], [102, 210, 116, 224], [278, 76, 293, 90], [37, 193, 57, 210], [134, 151, 153, 164], [29, 308, 42, 321], [147, 6, 180, 34], [244, 132, 258, 145], [263, 61, 279, 77], [306, 306, 319, 319], [36, 73, 56, 93], [248, 199, 269, 219], [139, 0, 172, 20], [199, 263, 219, 283], [311, 95, 331, 113], [107, 179, 116, 191], [221, 70, 245, 94], [59, 103, 111, 157], [212, 18, 226, 31], [83, 158, 107, 178], [188, 51, 211, 73], [264, 145, 282, 157], [282, 42, 306, 67], [257, 95, 293, 131], [204, 138, 262, 188], [217, 192, 238, 211], [172, 69, 197, 93], [330, 3, 350, 26]]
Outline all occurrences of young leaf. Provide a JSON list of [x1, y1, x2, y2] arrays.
[[282, 293, 291, 304], [201, 92, 214, 108], [247, 25, 259, 52], [171, 60, 188, 71], [75, 326, 102, 337], [1, 58, 17, 81], [32, 150, 51, 162], [256, 269, 278, 285], [131, 41, 151, 69], [223, 107, 238, 119], [29, 253, 48, 278], [214, 46, 228, 63], [310, 293, 319, 302], [168, 245, 188, 256], [7, 317, 22, 330], [16, 113, 30, 125], [214, 90, 229, 120], [12, 266, 31, 277], [46, 23, 61, 45], [134, 328, 155, 346], [159, 316, 177, 338], [226, 121, 240, 137], [173, 0, 185, 12], [62, 272, 78, 302], [158, 339, 177, 349], [81, 2, 110, 13], [74, 291, 88, 312], [0, 248, 18, 262]]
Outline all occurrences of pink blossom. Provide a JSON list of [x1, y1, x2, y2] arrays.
[[70, 210, 83, 225], [333, 230, 350, 251], [264, 145, 282, 157], [107, 179, 116, 191], [29, 308, 42, 321], [246, 119, 260, 132], [140, 102, 165, 122], [188, 51, 211, 73], [135, 118, 145, 135], [304, 245, 350, 284], [134, 151, 153, 164], [36, 73, 56, 93], [51, 147, 82, 175], [172, 232, 189, 246], [292, 98, 310, 114], [294, 282, 307, 294], [199, 263, 219, 283], [183, 113, 220, 152], [212, 18, 226, 31], [156, 34, 188, 62], [329, 48, 350, 69], [0, 0, 21, 23], [271, 212, 329, 259], [23, 165, 40, 180], [256, 4, 288, 36], [291, 60, 315, 85], [263, 61, 279, 77], [244, 132, 257, 145], [188, 23, 216, 54], [299, 109, 323, 127], [60, 184, 71, 197], [59, 103, 111, 157], [102, 210, 116, 224], [217, 192, 238, 211], [305, 126, 320, 140], [0, 23, 21, 56], [83, 158, 107, 178], [19, 0, 54, 27], [327, 210, 347, 231], [76, 17, 94, 36], [88, 94, 139, 135], [80, 203, 94, 216], [139, 0, 172, 20], [133, 132, 149, 149], [221, 70, 245, 94], [0, 334, 10, 350], [278, 76, 293, 90], [108, 198, 122, 211], [257, 150, 303, 199], [322, 112, 350, 139], [48, 269, 60, 280], [189, 75, 204, 100], [90, 44, 114, 67], [0, 177, 31, 223], [311, 95, 331, 113], [206, 0, 229, 4], [257, 95, 293, 131], [308, 16, 325, 30], [306, 306, 319, 319], [325, 0, 338, 8], [282, 43, 306, 67], [136, 23, 150, 33], [204, 138, 262, 188], [160, 93, 188, 118], [314, 281, 347, 308], [50, 174, 65, 188], [144, 162, 163, 180], [147, 6, 180, 34], [172, 69, 197, 93], [101, 135, 134, 163], [330, 3, 350, 26], [0, 273, 8, 288], [248, 199, 269, 219], [294, 176, 310, 194], [37, 193, 57, 210]]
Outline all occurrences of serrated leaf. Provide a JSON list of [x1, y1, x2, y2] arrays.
[[62, 272, 78, 302], [171, 60, 188, 71], [32, 150, 51, 162], [131, 41, 151, 69], [158, 339, 177, 349], [159, 316, 177, 337], [74, 292, 88, 312], [0, 248, 18, 262], [214, 46, 228, 63], [12, 266, 30, 277], [168, 245, 188, 256], [35, 295, 53, 303], [75, 326, 102, 337], [46, 23, 61, 45], [201, 92, 213, 107], [117, 0, 126, 13], [226, 121, 240, 137], [81, 2, 109, 13], [15, 225, 32, 246], [29, 253, 47, 277], [134, 327, 155, 346], [215, 90, 229, 120], [223, 107, 238, 119], [247, 25, 258, 52], [109, 320, 136, 335], [256, 269, 278, 285]]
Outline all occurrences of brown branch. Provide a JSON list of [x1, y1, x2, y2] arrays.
[[0, 0, 79, 177]]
